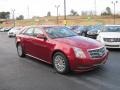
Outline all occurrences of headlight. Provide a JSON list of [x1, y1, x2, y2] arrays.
[[87, 31, 97, 35], [97, 35, 104, 43], [73, 47, 86, 59]]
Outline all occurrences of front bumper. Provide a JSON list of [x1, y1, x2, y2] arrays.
[[8, 33, 16, 37], [104, 42, 120, 48], [70, 51, 109, 72]]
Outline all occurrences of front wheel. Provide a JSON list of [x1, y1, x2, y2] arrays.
[[53, 52, 70, 74], [17, 43, 25, 57]]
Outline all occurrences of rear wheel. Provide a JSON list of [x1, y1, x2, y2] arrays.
[[17, 43, 25, 57], [53, 52, 70, 74]]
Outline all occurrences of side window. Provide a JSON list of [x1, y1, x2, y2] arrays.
[[24, 28, 34, 36], [33, 28, 44, 37]]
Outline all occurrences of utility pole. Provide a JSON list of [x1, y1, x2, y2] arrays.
[[55, 5, 60, 24], [27, 6, 30, 19], [112, 1, 118, 25], [64, 0, 67, 25], [11, 9, 15, 27]]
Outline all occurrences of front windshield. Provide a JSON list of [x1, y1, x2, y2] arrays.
[[45, 27, 78, 39], [103, 26, 120, 32]]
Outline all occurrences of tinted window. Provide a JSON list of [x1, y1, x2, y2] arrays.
[[24, 28, 34, 36], [33, 28, 43, 36]]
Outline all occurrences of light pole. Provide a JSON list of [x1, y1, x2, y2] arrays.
[[94, 0, 97, 16], [11, 9, 15, 27], [55, 5, 60, 24], [112, 1, 118, 24], [64, 0, 67, 25]]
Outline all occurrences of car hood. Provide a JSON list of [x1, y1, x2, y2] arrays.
[[9, 30, 18, 33], [55, 36, 102, 49], [99, 32, 120, 38]]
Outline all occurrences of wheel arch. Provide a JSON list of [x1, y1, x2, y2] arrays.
[[51, 49, 71, 74], [51, 49, 69, 64]]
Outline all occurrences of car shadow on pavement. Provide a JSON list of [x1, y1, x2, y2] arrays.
[[66, 66, 106, 76], [21, 55, 109, 76], [23, 56, 56, 72]]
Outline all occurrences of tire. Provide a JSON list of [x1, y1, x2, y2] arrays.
[[81, 33, 86, 37], [53, 52, 70, 74], [8, 36, 11, 38], [17, 43, 25, 57]]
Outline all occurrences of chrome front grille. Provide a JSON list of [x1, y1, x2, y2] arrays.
[[88, 47, 106, 58], [104, 38, 120, 42], [105, 45, 119, 47]]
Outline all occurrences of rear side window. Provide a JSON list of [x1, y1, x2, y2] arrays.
[[24, 28, 34, 36]]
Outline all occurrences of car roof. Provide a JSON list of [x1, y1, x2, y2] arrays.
[[105, 25, 120, 27]]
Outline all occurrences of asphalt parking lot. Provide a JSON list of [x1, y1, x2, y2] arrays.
[[0, 32, 120, 90]]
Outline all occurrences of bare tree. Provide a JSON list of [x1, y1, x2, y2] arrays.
[[70, 9, 79, 16], [47, 11, 51, 16]]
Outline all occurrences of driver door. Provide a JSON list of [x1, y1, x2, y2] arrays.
[[31, 28, 51, 61]]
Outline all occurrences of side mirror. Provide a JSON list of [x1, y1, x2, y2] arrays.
[[37, 34, 47, 40]]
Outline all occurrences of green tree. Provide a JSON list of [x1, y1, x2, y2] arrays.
[[47, 11, 51, 16], [101, 7, 112, 16], [106, 7, 112, 15], [70, 9, 79, 16], [16, 15, 24, 20], [0, 12, 10, 19]]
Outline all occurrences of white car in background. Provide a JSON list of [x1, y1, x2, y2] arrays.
[[0, 28, 6, 32], [97, 25, 120, 48], [8, 27, 22, 37]]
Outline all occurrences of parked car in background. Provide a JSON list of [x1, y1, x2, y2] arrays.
[[69, 26, 87, 36], [97, 25, 120, 48], [0, 27, 3, 32], [4, 27, 13, 32], [86, 25, 104, 39], [0, 28, 6, 32], [0, 27, 13, 32], [8, 27, 22, 37], [16, 26, 109, 74]]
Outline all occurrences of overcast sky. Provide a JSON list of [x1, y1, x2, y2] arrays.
[[0, 0, 120, 18]]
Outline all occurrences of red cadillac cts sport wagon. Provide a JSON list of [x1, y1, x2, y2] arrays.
[[15, 26, 109, 74]]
